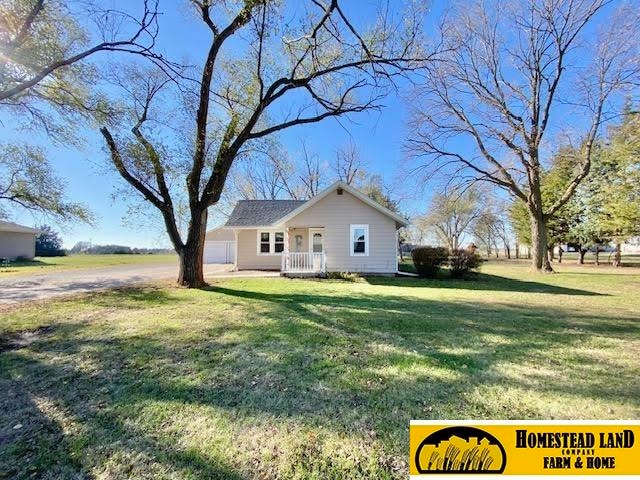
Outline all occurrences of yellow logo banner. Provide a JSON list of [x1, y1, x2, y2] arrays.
[[410, 421, 640, 478]]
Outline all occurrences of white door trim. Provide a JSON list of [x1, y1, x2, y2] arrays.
[[308, 228, 325, 253]]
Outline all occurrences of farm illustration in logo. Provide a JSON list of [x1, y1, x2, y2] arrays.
[[414, 426, 507, 474]]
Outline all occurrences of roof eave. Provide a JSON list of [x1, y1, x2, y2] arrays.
[[0, 225, 44, 235], [223, 225, 284, 229]]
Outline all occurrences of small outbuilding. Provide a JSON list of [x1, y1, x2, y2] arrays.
[[0, 221, 43, 260]]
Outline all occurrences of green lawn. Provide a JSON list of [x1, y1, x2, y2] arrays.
[[1, 262, 639, 479], [0, 254, 177, 277]]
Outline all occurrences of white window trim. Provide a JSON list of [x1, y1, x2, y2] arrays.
[[350, 224, 369, 256], [257, 229, 285, 256]]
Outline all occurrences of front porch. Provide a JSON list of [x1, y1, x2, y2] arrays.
[[281, 251, 326, 275], [281, 227, 326, 275]]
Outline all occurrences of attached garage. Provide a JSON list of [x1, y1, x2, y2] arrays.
[[0, 221, 43, 260], [204, 227, 235, 264]]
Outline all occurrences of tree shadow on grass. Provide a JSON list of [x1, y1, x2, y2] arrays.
[[365, 273, 606, 296], [78, 284, 185, 308], [0, 364, 89, 479], [1, 283, 637, 478], [1, 325, 244, 479], [2, 259, 49, 267], [0, 259, 50, 275]]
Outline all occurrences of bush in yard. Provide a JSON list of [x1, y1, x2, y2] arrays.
[[449, 249, 483, 278], [411, 246, 449, 278], [35, 225, 66, 257], [326, 271, 362, 282]]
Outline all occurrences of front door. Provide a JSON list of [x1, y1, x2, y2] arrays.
[[310, 230, 323, 253], [309, 228, 324, 270]]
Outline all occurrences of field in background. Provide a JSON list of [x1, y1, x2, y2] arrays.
[[0, 254, 177, 277], [1, 262, 638, 478]]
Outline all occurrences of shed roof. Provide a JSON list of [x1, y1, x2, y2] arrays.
[[0, 220, 43, 234]]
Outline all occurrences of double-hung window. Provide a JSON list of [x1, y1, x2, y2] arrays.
[[350, 224, 369, 256], [258, 231, 285, 255], [274, 232, 285, 253], [259, 232, 271, 253]]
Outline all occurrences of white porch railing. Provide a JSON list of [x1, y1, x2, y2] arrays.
[[281, 252, 326, 273]]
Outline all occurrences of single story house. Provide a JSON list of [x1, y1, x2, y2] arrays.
[[204, 181, 408, 274], [621, 237, 640, 254], [0, 221, 43, 260]]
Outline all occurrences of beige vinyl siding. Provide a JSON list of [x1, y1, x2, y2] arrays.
[[288, 228, 308, 252], [285, 190, 397, 273], [205, 227, 234, 241], [235, 229, 282, 270], [0, 232, 37, 260]]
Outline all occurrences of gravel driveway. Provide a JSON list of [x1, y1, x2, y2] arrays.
[[0, 262, 272, 305]]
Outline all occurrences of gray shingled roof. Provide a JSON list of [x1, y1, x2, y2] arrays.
[[225, 200, 306, 227]]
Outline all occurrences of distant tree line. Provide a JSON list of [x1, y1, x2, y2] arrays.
[[34, 225, 173, 257], [69, 242, 173, 255], [415, 186, 515, 260]]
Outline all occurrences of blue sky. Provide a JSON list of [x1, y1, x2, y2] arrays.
[[2, 0, 426, 249], [1, 1, 624, 249]]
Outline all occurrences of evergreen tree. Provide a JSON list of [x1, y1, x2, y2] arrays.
[[35, 225, 65, 256]]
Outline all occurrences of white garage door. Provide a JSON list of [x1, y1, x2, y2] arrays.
[[204, 241, 235, 264]]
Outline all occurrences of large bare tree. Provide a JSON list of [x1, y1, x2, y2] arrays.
[[101, 0, 428, 287], [332, 139, 367, 185], [229, 140, 324, 201], [418, 187, 483, 251], [408, 0, 639, 272]]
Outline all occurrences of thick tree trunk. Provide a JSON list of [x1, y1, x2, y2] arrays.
[[613, 242, 622, 267], [177, 208, 208, 287], [548, 244, 555, 261], [515, 240, 519, 259], [505, 243, 511, 259], [529, 212, 553, 272], [579, 248, 586, 264], [594, 247, 600, 266], [558, 248, 563, 263]]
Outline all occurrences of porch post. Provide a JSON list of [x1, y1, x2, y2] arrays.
[[283, 227, 290, 272]]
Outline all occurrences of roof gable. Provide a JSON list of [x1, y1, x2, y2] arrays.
[[223, 182, 408, 229], [205, 226, 235, 240], [275, 181, 408, 227]]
